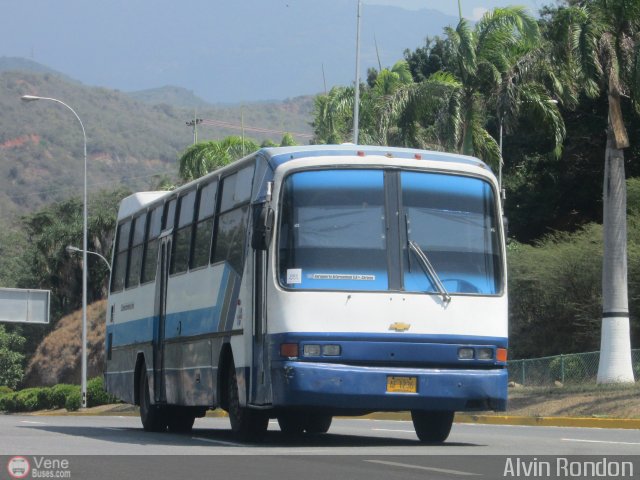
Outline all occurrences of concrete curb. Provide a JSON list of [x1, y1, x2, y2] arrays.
[[454, 413, 640, 430]]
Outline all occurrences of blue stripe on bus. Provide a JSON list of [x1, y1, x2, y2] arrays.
[[270, 332, 508, 365], [108, 264, 235, 347]]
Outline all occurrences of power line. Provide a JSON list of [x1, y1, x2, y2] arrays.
[[195, 118, 314, 139]]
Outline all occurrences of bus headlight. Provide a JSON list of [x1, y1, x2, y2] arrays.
[[477, 348, 494, 360], [458, 347, 474, 359], [300, 344, 342, 357], [303, 344, 321, 357], [322, 345, 341, 356]]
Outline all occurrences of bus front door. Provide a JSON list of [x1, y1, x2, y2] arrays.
[[251, 247, 271, 404], [153, 234, 171, 404]]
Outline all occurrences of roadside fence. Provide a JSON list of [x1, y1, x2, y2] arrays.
[[508, 349, 640, 386]]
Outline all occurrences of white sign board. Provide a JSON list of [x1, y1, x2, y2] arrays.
[[0, 288, 50, 324]]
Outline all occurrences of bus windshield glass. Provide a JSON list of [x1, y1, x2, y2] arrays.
[[402, 171, 501, 295], [278, 169, 502, 294]]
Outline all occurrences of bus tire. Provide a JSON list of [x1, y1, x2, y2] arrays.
[[227, 362, 268, 441], [139, 366, 167, 432], [277, 412, 305, 435], [411, 410, 454, 443], [166, 407, 196, 433], [304, 414, 332, 434]]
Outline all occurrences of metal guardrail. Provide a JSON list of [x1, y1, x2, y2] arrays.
[[508, 349, 640, 386]]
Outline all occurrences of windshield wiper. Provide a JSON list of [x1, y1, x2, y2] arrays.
[[408, 240, 451, 306]]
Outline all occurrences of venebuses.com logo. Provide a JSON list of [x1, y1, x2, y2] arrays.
[[7, 456, 30, 479]]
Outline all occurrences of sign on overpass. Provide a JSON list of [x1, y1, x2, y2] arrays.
[[0, 288, 50, 324]]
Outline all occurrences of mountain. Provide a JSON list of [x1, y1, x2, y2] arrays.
[[0, 57, 71, 79], [128, 86, 212, 109], [0, 66, 314, 225]]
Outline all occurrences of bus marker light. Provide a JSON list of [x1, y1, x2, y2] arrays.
[[303, 344, 321, 357], [414, 154, 422, 160], [458, 347, 474, 359], [357, 151, 365, 157], [477, 348, 493, 360], [496, 348, 508, 362], [280, 343, 299, 358]]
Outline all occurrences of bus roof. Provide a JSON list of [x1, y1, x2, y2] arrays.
[[117, 191, 167, 220], [259, 145, 491, 171]]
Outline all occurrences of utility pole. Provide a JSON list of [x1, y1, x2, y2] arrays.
[[353, 0, 362, 145], [186, 116, 203, 144]]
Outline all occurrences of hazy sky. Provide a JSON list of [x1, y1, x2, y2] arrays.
[[365, 0, 545, 19], [1, 0, 549, 103]]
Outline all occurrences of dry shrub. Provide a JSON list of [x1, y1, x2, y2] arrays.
[[23, 300, 106, 387]]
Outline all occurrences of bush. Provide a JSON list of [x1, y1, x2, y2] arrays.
[[51, 384, 80, 409], [14, 388, 42, 412], [0, 386, 13, 395], [549, 355, 589, 384], [0, 393, 16, 412], [65, 391, 82, 411], [87, 376, 116, 407]]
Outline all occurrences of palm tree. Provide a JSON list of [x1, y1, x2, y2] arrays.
[[379, 7, 564, 170], [178, 136, 259, 182], [550, 0, 639, 383]]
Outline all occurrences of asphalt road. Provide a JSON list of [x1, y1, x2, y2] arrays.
[[1, 415, 638, 479]]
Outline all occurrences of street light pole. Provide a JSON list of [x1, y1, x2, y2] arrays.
[[21, 95, 89, 409], [353, 0, 362, 145]]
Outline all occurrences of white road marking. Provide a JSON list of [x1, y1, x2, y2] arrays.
[[365, 460, 480, 476], [192, 436, 244, 447], [562, 438, 640, 446], [20, 420, 46, 425]]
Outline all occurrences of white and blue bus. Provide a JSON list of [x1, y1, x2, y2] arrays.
[[105, 145, 507, 442]]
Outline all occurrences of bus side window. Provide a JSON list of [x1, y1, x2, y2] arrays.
[[192, 181, 217, 269], [126, 214, 146, 288], [212, 166, 254, 274], [111, 220, 132, 293], [212, 206, 249, 275], [171, 190, 196, 275], [141, 206, 162, 284]]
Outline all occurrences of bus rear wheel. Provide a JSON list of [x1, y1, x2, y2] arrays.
[[139, 366, 167, 432], [227, 362, 268, 441], [411, 410, 454, 443]]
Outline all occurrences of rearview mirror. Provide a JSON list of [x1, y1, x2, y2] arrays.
[[252, 202, 274, 250]]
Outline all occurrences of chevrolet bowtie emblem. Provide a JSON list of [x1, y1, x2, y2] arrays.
[[389, 322, 411, 332]]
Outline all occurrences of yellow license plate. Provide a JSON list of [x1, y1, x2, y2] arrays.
[[386, 376, 417, 393]]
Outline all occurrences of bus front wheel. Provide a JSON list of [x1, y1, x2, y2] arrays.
[[139, 366, 167, 432], [226, 362, 268, 441], [411, 410, 454, 443]]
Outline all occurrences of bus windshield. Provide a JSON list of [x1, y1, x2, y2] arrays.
[[278, 169, 502, 295]]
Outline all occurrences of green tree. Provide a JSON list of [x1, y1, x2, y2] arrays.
[[0, 325, 26, 389], [439, 7, 561, 167], [548, 0, 640, 383], [280, 132, 297, 147], [20, 188, 128, 322], [178, 136, 260, 182]]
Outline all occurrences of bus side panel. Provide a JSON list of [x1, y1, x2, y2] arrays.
[[161, 264, 244, 406], [105, 283, 157, 403]]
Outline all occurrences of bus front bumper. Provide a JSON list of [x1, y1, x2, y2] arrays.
[[271, 361, 507, 412]]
